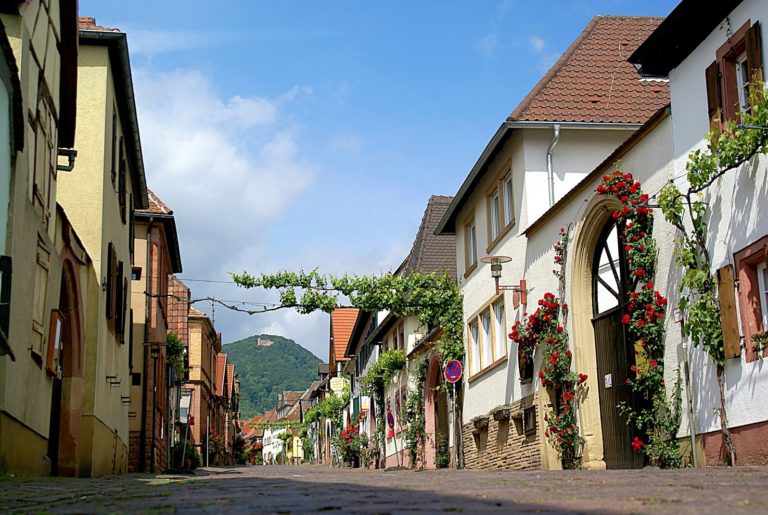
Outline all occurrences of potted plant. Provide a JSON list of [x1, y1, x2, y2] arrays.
[[752, 331, 768, 358]]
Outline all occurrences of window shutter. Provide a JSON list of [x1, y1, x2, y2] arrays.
[[717, 265, 741, 359], [106, 243, 115, 320], [746, 21, 763, 84], [116, 261, 124, 336], [705, 61, 723, 132]]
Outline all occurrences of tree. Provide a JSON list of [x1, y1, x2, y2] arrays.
[[658, 85, 768, 466]]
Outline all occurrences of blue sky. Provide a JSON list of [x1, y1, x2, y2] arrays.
[[80, 0, 680, 360]]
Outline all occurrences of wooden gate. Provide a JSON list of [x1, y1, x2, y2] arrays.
[[591, 220, 642, 469], [592, 307, 640, 469]]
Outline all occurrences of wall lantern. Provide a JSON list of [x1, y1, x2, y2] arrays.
[[480, 255, 527, 306]]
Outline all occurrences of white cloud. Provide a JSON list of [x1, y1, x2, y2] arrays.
[[528, 35, 560, 71], [476, 33, 498, 58], [133, 68, 322, 352], [328, 134, 363, 153], [529, 35, 546, 53]]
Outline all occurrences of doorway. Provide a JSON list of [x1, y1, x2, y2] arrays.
[[47, 262, 84, 476], [591, 219, 642, 469]]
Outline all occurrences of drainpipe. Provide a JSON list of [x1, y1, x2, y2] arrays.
[[546, 124, 561, 207]]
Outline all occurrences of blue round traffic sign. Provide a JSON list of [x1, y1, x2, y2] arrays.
[[444, 360, 463, 383]]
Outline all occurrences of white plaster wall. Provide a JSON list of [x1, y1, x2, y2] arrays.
[[459, 127, 636, 422], [521, 117, 699, 438], [666, 0, 768, 434], [522, 128, 633, 227]]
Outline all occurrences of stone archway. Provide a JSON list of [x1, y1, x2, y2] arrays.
[[569, 197, 620, 470], [49, 259, 85, 476]]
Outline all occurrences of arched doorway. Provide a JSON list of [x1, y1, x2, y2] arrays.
[[424, 354, 449, 469], [48, 261, 84, 476], [590, 219, 642, 469]]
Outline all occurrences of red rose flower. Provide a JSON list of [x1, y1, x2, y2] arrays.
[[622, 314, 630, 325], [631, 436, 644, 453]]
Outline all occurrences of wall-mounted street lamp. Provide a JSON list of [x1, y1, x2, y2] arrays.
[[480, 255, 527, 305]]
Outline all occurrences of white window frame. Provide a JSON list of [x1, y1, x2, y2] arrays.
[[469, 320, 480, 375], [489, 190, 501, 241], [481, 311, 492, 369], [465, 219, 477, 270], [758, 262, 768, 330], [503, 172, 514, 226], [736, 52, 751, 114], [493, 300, 507, 360]]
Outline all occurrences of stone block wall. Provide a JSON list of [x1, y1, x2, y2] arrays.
[[462, 394, 541, 470]]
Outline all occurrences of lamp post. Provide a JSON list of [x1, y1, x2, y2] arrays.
[[479, 255, 527, 303]]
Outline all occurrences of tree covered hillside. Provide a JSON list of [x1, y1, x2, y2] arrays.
[[224, 334, 321, 418]]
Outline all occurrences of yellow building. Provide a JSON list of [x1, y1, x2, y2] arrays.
[[55, 17, 148, 476], [186, 308, 221, 463], [0, 1, 80, 475]]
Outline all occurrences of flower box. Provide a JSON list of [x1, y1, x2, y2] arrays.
[[471, 415, 489, 430], [491, 406, 510, 421]]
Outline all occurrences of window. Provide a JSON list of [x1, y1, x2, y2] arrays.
[[489, 190, 501, 241], [503, 173, 514, 226], [708, 21, 763, 128], [486, 170, 516, 249], [469, 321, 480, 375], [734, 236, 768, 362], [481, 311, 492, 369], [464, 218, 477, 274], [493, 300, 506, 360], [467, 295, 507, 378]]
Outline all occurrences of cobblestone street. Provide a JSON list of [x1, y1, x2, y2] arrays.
[[2, 465, 768, 514]]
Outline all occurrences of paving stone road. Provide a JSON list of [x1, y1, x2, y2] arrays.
[[2, 464, 768, 514]]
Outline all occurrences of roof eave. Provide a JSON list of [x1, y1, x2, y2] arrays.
[[134, 212, 183, 273], [435, 123, 510, 236], [628, 0, 744, 77], [79, 30, 149, 210]]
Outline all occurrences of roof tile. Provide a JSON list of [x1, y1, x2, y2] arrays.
[[403, 195, 456, 280], [508, 16, 669, 124], [330, 308, 359, 363]]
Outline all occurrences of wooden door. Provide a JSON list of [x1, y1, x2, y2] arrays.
[[591, 220, 642, 469]]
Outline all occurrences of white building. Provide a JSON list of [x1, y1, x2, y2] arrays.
[[436, 15, 670, 470], [630, 0, 768, 466]]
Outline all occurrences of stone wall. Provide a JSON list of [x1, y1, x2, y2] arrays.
[[462, 394, 541, 470]]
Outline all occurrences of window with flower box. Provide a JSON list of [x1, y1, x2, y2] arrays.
[[467, 294, 507, 379]]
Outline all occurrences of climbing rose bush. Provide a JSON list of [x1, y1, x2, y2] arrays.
[[597, 170, 682, 469]]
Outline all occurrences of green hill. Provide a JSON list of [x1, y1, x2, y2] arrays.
[[223, 334, 321, 418]]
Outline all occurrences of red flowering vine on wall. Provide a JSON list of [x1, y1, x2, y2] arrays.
[[597, 170, 682, 469], [509, 228, 587, 470]]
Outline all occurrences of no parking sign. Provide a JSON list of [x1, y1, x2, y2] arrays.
[[444, 360, 463, 383]]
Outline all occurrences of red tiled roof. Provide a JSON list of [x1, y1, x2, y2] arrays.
[[78, 16, 121, 32], [226, 363, 235, 396], [138, 188, 173, 216], [508, 16, 669, 124], [167, 276, 190, 346], [215, 354, 227, 397], [330, 308, 359, 363]]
